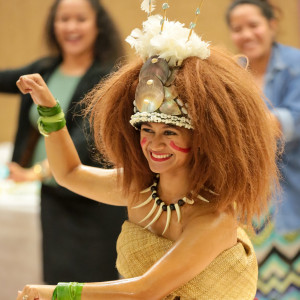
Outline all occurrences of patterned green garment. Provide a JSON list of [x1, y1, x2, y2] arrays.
[[251, 207, 300, 300]]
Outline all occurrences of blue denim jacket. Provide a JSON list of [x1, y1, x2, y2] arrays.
[[264, 43, 300, 233]]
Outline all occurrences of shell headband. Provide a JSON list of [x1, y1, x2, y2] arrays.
[[127, 1, 210, 130]]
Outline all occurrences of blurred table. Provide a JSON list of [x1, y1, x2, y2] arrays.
[[0, 142, 43, 299]]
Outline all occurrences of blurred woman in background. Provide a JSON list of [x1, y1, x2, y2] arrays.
[[226, 0, 300, 299], [0, 0, 126, 284]]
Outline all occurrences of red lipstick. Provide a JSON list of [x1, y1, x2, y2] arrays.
[[150, 151, 173, 162]]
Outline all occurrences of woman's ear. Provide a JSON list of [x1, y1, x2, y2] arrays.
[[234, 55, 249, 70], [269, 18, 278, 40]]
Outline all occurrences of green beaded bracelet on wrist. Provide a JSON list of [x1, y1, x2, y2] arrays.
[[52, 282, 84, 300], [37, 101, 66, 137]]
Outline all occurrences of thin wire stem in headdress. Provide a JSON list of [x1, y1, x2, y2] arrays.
[[149, 0, 153, 16], [141, 0, 156, 16], [160, 1, 170, 33], [187, 0, 204, 42]]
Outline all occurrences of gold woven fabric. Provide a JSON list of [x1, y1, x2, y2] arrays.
[[116, 221, 257, 300]]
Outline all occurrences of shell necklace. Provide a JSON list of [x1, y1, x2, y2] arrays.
[[133, 174, 211, 235]]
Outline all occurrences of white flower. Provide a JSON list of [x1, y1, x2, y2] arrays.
[[126, 15, 210, 67]]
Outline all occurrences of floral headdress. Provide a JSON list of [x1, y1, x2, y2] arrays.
[[127, 1, 210, 130]]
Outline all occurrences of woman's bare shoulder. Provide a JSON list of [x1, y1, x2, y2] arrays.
[[181, 208, 237, 252]]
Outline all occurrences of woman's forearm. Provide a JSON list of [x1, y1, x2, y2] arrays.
[[44, 127, 82, 186], [45, 127, 125, 205], [81, 277, 157, 300], [16, 74, 82, 185]]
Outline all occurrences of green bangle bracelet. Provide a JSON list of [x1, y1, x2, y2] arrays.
[[37, 112, 66, 137], [52, 286, 58, 300], [37, 102, 66, 136], [69, 282, 84, 300], [52, 282, 84, 300], [37, 101, 62, 117], [38, 119, 66, 137]]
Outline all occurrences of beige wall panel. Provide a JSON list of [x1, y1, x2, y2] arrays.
[[1, 0, 300, 143], [0, 0, 53, 143]]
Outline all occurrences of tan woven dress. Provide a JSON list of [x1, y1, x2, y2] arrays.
[[116, 221, 258, 300]]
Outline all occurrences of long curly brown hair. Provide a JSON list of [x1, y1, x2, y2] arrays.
[[83, 46, 280, 228]]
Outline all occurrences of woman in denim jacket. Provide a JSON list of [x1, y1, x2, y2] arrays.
[[227, 1, 300, 299]]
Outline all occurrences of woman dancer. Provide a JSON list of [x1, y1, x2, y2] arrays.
[[17, 2, 278, 299]]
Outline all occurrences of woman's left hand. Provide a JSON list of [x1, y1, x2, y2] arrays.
[[16, 74, 57, 108], [8, 162, 39, 182], [17, 284, 55, 300]]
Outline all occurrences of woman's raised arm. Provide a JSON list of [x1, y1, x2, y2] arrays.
[[16, 74, 126, 206]]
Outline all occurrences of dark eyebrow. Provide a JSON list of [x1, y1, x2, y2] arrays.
[[141, 123, 178, 130]]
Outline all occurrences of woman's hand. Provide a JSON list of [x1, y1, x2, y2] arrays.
[[16, 74, 56, 107], [7, 162, 50, 182], [17, 284, 55, 300], [8, 162, 38, 182]]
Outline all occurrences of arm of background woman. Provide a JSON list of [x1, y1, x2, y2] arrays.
[[16, 74, 125, 206], [8, 159, 51, 182], [0, 58, 50, 93], [271, 70, 300, 143]]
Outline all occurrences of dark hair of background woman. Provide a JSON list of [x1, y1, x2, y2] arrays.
[[45, 0, 124, 64], [225, 0, 277, 25]]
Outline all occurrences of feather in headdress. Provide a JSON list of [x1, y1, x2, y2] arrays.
[[141, 0, 156, 14]]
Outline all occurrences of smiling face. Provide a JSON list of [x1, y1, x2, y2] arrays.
[[140, 122, 193, 176], [228, 4, 276, 63], [54, 0, 98, 58]]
